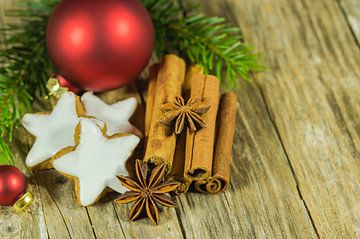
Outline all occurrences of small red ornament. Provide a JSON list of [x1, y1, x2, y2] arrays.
[[46, 0, 155, 92], [0, 165, 33, 212]]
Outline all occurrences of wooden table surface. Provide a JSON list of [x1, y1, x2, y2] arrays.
[[1, 0, 360, 238]]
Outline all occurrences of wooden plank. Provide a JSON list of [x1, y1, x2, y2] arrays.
[[113, 203, 183, 239], [0, 0, 16, 37], [0, 0, 16, 50], [338, 0, 360, 43], [156, 1, 315, 238], [35, 170, 96, 239], [201, 0, 360, 237], [0, 2, 49, 238], [174, 84, 318, 238], [0, 0, 16, 26], [0, 129, 48, 239], [0, 0, 359, 238]]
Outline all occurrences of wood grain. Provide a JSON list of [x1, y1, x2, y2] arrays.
[[201, 0, 360, 237], [176, 82, 317, 238], [0, 129, 48, 239], [0, 0, 359, 238], [338, 0, 360, 43]]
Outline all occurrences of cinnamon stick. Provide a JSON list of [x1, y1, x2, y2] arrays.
[[168, 65, 204, 194], [144, 64, 159, 139], [195, 92, 238, 193], [184, 74, 220, 182], [168, 131, 189, 194], [183, 65, 204, 93], [144, 55, 186, 172]]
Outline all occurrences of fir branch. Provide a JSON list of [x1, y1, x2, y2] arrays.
[[0, 0, 56, 165], [141, 0, 183, 56], [142, 0, 263, 88], [169, 15, 262, 88]]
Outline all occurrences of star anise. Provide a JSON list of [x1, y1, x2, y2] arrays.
[[115, 160, 180, 225], [159, 96, 211, 134]]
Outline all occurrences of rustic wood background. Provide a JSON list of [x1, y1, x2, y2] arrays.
[[1, 0, 360, 238]]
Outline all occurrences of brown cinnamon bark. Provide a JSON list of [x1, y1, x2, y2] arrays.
[[144, 64, 159, 139], [168, 131, 189, 194], [168, 65, 204, 194], [184, 74, 220, 182], [195, 92, 238, 193], [183, 65, 204, 93], [143, 55, 186, 172]]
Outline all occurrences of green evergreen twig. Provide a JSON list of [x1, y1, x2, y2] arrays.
[[143, 0, 264, 88], [0, 0, 56, 164]]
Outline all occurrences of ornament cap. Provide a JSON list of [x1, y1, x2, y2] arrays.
[[13, 192, 34, 213], [46, 77, 69, 99]]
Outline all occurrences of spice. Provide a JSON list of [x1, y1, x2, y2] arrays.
[[195, 92, 237, 193], [144, 64, 159, 138], [143, 55, 186, 172], [160, 96, 210, 134], [115, 160, 180, 225]]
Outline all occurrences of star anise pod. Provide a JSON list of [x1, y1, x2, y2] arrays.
[[159, 96, 211, 134], [115, 160, 180, 225]]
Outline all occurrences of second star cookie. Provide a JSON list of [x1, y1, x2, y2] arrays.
[[52, 118, 140, 206], [81, 92, 141, 137]]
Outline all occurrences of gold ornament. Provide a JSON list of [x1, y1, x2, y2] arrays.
[[13, 192, 34, 213], [45, 77, 69, 106]]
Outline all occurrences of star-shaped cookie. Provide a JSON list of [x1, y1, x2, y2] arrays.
[[52, 118, 140, 206], [22, 92, 83, 169], [81, 92, 141, 136]]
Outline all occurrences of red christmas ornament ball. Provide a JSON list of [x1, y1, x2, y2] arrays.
[[0, 165, 27, 206], [47, 0, 155, 92]]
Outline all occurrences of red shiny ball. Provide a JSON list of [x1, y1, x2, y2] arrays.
[[47, 0, 154, 92], [0, 165, 27, 206]]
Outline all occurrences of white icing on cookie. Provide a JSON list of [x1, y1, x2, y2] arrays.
[[81, 92, 141, 136], [22, 92, 80, 168], [52, 118, 140, 206]]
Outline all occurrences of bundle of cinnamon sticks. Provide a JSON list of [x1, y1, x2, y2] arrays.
[[144, 55, 237, 194]]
